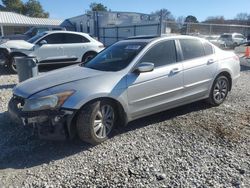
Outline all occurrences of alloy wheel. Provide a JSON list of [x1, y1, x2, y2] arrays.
[[213, 78, 228, 103], [93, 104, 115, 139]]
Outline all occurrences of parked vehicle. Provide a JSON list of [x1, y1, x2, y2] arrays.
[[0, 26, 66, 41], [234, 41, 250, 67], [8, 35, 240, 145], [0, 31, 104, 72], [217, 33, 246, 49], [205, 35, 220, 46]]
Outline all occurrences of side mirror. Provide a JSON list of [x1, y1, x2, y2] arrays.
[[39, 40, 47, 46], [135, 62, 154, 73]]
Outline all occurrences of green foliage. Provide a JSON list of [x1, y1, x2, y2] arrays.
[[185, 15, 199, 23], [90, 2, 108, 11], [2, 0, 23, 13], [1, 0, 49, 18], [23, 0, 49, 18]]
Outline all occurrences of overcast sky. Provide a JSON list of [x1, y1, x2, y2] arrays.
[[10, 0, 250, 21]]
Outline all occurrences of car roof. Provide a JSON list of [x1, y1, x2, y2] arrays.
[[221, 33, 243, 36], [120, 35, 204, 44], [44, 31, 90, 36]]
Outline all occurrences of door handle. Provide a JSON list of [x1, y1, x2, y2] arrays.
[[207, 59, 215, 65], [170, 68, 181, 74]]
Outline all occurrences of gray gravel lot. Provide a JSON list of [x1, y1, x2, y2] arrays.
[[0, 66, 250, 188]]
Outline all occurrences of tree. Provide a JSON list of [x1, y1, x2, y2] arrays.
[[176, 16, 185, 25], [1, 0, 49, 18], [90, 2, 108, 11], [152, 9, 174, 21], [235, 13, 249, 21], [2, 0, 23, 13], [204, 16, 225, 24], [23, 0, 49, 18], [185, 15, 199, 23]]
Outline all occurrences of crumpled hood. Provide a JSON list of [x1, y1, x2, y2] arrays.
[[0, 40, 34, 50], [13, 65, 105, 98]]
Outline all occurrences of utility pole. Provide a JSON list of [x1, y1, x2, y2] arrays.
[[159, 9, 163, 36]]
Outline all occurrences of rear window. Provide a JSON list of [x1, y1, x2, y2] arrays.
[[204, 42, 214, 56], [63, 33, 90, 43], [179, 39, 205, 60], [234, 35, 245, 39]]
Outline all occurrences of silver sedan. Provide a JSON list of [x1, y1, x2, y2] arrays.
[[8, 35, 240, 144]]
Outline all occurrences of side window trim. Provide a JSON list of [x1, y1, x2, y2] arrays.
[[174, 39, 183, 62]]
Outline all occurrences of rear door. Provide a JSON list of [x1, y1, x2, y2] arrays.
[[62, 33, 91, 62], [127, 40, 184, 118], [34, 33, 64, 64], [179, 39, 218, 100]]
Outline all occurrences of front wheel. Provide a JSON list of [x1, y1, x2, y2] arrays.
[[9, 57, 17, 73], [76, 100, 116, 145], [207, 75, 229, 106]]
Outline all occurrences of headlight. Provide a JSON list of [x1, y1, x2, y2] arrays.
[[23, 90, 75, 112]]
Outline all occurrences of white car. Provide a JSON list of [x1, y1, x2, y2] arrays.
[[0, 31, 104, 72], [218, 33, 246, 49]]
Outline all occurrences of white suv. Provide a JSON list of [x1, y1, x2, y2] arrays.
[[218, 33, 246, 49], [0, 31, 104, 72]]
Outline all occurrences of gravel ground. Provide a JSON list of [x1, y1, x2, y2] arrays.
[[0, 66, 250, 188]]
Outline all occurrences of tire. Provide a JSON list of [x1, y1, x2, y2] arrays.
[[81, 52, 97, 64], [9, 55, 26, 73], [207, 75, 229, 106], [76, 100, 116, 145], [9, 56, 17, 73]]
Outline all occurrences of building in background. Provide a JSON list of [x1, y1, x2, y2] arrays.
[[68, 11, 166, 46], [0, 11, 74, 37]]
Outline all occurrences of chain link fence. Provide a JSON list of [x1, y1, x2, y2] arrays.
[[165, 21, 250, 37], [97, 20, 250, 46]]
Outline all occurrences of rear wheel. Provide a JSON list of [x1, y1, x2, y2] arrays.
[[207, 75, 229, 106], [81, 52, 97, 64], [76, 100, 116, 145]]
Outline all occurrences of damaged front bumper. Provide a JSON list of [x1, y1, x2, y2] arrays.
[[8, 96, 76, 140]]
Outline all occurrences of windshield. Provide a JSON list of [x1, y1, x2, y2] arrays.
[[27, 32, 47, 44], [83, 41, 147, 71], [24, 27, 33, 35]]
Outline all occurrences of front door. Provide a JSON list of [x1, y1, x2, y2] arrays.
[[34, 33, 64, 64]]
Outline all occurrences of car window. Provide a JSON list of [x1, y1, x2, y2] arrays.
[[139, 40, 177, 67], [63, 33, 90, 43], [37, 28, 49, 34], [40, 33, 64, 44], [52, 28, 63, 31], [234, 35, 245, 39], [220, 35, 232, 39], [204, 42, 214, 56], [179, 39, 205, 60]]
